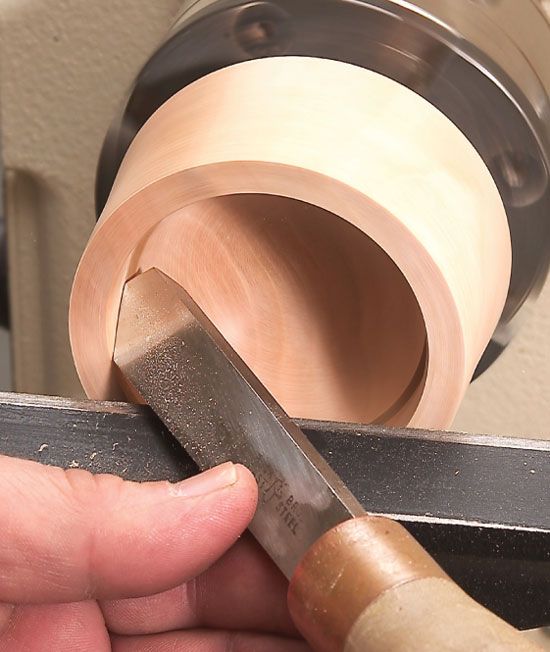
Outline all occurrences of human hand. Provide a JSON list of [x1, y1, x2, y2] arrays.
[[0, 455, 309, 651]]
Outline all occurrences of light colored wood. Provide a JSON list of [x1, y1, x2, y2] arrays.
[[287, 516, 542, 652], [69, 56, 511, 428], [345, 578, 542, 652]]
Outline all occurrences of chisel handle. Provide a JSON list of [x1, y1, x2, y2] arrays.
[[288, 516, 542, 652]]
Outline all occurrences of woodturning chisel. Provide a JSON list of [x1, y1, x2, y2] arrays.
[[113, 268, 541, 652]]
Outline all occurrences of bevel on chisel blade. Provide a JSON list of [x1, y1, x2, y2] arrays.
[[114, 268, 364, 579]]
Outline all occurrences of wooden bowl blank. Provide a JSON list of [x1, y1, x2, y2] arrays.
[[69, 57, 511, 429]]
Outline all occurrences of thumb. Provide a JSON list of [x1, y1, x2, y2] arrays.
[[0, 455, 257, 604]]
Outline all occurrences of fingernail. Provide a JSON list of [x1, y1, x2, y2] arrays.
[[168, 462, 238, 498]]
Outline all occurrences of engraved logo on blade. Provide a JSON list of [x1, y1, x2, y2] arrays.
[[258, 470, 302, 536]]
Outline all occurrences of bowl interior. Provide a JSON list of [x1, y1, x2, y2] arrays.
[[131, 193, 427, 424]]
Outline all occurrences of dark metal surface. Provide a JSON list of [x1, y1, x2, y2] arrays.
[[0, 392, 548, 629], [96, 0, 550, 377], [114, 269, 364, 578]]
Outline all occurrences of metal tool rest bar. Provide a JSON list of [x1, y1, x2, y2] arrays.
[[0, 392, 547, 630]]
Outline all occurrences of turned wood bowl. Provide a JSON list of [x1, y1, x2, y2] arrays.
[[70, 57, 511, 429]]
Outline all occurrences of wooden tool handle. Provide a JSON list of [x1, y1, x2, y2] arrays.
[[288, 516, 542, 652]]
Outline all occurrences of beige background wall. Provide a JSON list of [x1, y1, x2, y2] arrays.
[[0, 0, 549, 439], [454, 277, 550, 437], [0, 0, 182, 396]]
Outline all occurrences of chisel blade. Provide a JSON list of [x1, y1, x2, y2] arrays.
[[114, 268, 364, 578]]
